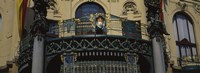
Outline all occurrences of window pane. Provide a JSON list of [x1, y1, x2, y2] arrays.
[[75, 3, 105, 18], [122, 20, 141, 39], [186, 47, 191, 56], [188, 20, 195, 43], [173, 18, 178, 41], [192, 47, 197, 57], [47, 21, 59, 35], [176, 14, 189, 41], [181, 47, 186, 57], [177, 46, 180, 57]]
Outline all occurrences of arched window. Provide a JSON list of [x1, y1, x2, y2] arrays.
[[75, 2, 105, 18], [173, 12, 197, 64], [75, 2, 106, 35], [0, 14, 2, 31]]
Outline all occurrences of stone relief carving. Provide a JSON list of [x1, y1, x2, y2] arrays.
[[122, 1, 140, 15], [176, 2, 187, 11], [194, 4, 200, 14], [177, 1, 200, 14]]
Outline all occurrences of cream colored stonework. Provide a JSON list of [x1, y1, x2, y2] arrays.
[[0, 0, 20, 71], [164, 0, 200, 68], [46, 0, 149, 39], [0, 0, 200, 73]]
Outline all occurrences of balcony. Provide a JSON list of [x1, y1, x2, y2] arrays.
[[44, 17, 151, 73], [46, 15, 141, 39], [45, 35, 151, 56], [45, 35, 153, 73], [60, 61, 139, 73]]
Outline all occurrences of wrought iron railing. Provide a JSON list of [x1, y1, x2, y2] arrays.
[[45, 32, 152, 73], [45, 35, 152, 56], [47, 18, 141, 39], [60, 61, 139, 73], [18, 34, 33, 72], [75, 21, 96, 35]]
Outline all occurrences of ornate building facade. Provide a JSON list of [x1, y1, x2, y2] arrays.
[[163, 0, 200, 73], [0, 0, 20, 73], [0, 0, 200, 73]]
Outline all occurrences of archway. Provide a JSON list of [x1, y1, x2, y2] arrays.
[[75, 2, 106, 35], [46, 55, 63, 73], [138, 54, 151, 73], [75, 2, 105, 18]]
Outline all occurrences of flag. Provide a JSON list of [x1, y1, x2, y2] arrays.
[[17, 0, 23, 38], [22, 0, 28, 28], [160, 0, 164, 21], [17, 0, 28, 38]]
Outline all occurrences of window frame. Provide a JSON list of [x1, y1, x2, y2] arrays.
[[173, 12, 198, 64]]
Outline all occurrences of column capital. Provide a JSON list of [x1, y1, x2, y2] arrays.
[[30, 0, 56, 38], [144, 0, 169, 39], [147, 19, 169, 39]]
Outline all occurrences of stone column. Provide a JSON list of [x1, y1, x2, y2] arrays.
[[152, 38, 166, 73], [30, 0, 55, 73], [144, 0, 169, 73], [31, 36, 44, 73]]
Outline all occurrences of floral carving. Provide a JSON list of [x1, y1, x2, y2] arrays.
[[122, 1, 139, 15]]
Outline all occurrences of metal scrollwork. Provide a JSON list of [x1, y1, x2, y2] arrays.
[[125, 53, 139, 73], [46, 36, 152, 56]]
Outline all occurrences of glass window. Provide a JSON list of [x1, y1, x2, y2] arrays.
[[46, 21, 59, 37], [122, 20, 141, 39], [173, 13, 197, 64], [0, 14, 2, 31], [75, 2, 105, 18], [75, 2, 105, 35]]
